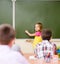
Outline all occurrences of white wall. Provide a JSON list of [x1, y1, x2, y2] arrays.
[[15, 39, 60, 53]]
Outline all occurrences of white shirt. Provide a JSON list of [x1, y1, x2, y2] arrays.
[[0, 45, 29, 64], [12, 44, 21, 52]]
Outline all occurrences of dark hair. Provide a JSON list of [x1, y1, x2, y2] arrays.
[[0, 24, 15, 45], [36, 22, 43, 31], [41, 29, 52, 41]]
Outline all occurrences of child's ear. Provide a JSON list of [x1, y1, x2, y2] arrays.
[[50, 37, 52, 40], [8, 39, 15, 47], [12, 38, 15, 45], [49, 37, 52, 42]]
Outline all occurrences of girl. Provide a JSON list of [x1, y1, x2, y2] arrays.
[[25, 22, 43, 49]]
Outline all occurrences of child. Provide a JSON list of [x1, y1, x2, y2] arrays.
[[25, 22, 43, 49], [0, 24, 29, 64], [35, 29, 57, 62]]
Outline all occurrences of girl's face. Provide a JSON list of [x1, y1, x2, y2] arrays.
[[35, 24, 40, 31]]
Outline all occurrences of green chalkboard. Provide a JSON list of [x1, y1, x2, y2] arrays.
[[16, 0, 60, 38], [0, 0, 60, 38], [0, 0, 12, 25]]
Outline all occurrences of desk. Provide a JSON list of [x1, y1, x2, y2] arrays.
[[24, 53, 60, 64]]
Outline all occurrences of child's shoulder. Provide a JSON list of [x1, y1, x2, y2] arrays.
[[12, 44, 21, 52], [50, 41, 56, 45], [51, 42, 56, 46]]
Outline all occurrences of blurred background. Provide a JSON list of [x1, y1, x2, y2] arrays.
[[0, 0, 60, 38]]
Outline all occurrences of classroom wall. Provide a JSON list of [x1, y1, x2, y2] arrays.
[[0, 0, 60, 38]]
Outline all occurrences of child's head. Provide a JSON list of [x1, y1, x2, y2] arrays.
[[35, 22, 43, 32], [0, 24, 15, 45], [41, 29, 52, 41]]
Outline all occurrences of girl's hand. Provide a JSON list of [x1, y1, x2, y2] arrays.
[[25, 30, 35, 36], [25, 30, 29, 34]]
